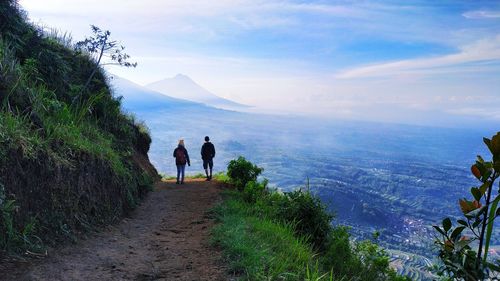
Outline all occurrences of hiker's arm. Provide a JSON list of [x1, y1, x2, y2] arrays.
[[186, 149, 191, 165], [173, 149, 176, 158], [212, 144, 216, 158]]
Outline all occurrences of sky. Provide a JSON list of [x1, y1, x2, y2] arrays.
[[18, 0, 500, 127]]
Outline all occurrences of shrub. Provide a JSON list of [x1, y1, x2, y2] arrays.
[[218, 157, 410, 280], [243, 179, 268, 203], [227, 156, 263, 190], [273, 189, 333, 250], [321, 226, 353, 275]]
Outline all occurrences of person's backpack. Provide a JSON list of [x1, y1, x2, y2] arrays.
[[176, 148, 187, 165]]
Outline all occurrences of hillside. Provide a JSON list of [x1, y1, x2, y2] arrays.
[[111, 76, 211, 112], [0, 0, 159, 254], [146, 74, 249, 110]]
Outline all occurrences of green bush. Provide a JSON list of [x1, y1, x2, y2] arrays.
[[270, 189, 333, 250], [216, 157, 410, 280], [227, 156, 263, 190], [243, 179, 268, 203]]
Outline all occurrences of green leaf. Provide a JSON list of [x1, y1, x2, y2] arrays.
[[443, 218, 452, 232], [433, 225, 446, 236], [472, 219, 482, 228], [477, 155, 485, 163], [457, 219, 468, 226], [484, 137, 493, 154], [483, 195, 500, 264], [491, 132, 500, 154], [471, 187, 482, 201], [466, 206, 486, 219], [450, 226, 466, 241], [479, 182, 489, 195], [486, 261, 500, 272], [494, 161, 500, 172], [483, 170, 493, 182]]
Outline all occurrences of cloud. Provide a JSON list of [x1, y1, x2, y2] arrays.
[[335, 36, 500, 79], [463, 10, 500, 19]]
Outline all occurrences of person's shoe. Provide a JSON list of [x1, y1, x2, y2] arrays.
[[205, 177, 210, 181], [181, 181, 184, 184], [176, 181, 180, 184]]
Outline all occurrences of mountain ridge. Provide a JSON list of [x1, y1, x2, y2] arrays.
[[145, 74, 250, 110]]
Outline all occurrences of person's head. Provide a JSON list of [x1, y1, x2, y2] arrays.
[[178, 139, 184, 147], [205, 136, 210, 142]]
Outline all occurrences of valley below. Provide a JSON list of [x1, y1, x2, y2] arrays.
[[115, 77, 496, 280]]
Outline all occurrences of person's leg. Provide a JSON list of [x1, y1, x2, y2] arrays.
[[203, 160, 209, 180], [209, 159, 213, 180], [176, 165, 181, 184], [180, 164, 185, 183]]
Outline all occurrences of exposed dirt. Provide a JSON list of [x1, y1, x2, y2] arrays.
[[1, 179, 228, 281]]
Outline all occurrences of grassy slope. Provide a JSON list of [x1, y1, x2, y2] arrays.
[[211, 169, 410, 281], [212, 190, 320, 280], [0, 1, 157, 253]]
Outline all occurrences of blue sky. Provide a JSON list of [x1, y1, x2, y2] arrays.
[[19, 0, 500, 127]]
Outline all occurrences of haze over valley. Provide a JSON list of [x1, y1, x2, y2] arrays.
[[113, 75, 494, 280]]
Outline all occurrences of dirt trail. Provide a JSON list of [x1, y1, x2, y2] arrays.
[[2, 179, 228, 281]]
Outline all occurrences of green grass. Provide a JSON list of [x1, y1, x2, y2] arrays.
[[0, 111, 44, 160], [0, 2, 155, 253], [211, 165, 410, 281], [213, 172, 231, 183], [212, 190, 324, 280]]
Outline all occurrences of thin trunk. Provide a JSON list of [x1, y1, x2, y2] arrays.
[[80, 42, 106, 97], [476, 177, 495, 274]]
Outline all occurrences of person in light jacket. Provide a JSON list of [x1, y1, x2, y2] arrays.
[[173, 139, 190, 184]]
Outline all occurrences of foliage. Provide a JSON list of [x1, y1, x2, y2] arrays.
[[0, 2, 154, 253], [212, 190, 326, 280], [275, 188, 333, 250], [75, 25, 137, 95], [433, 132, 500, 280], [242, 179, 268, 203], [213, 172, 231, 183], [227, 156, 263, 190], [214, 157, 409, 280], [0, 183, 43, 253]]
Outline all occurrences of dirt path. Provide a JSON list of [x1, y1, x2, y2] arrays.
[[2, 179, 228, 281]]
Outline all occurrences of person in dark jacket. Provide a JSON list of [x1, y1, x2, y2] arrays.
[[201, 136, 216, 181], [173, 139, 190, 184]]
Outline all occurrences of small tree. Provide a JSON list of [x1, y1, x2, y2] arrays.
[[227, 156, 263, 190], [433, 132, 500, 280], [75, 25, 136, 95]]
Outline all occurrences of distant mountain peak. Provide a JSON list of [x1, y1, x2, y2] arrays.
[[145, 74, 249, 110], [172, 73, 192, 81]]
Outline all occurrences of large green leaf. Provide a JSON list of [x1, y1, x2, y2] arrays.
[[483, 195, 500, 264], [491, 132, 500, 154], [433, 225, 446, 236], [443, 218, 452, 232], [479, 182, 489, 195], [471, 187, 482, 201], [484, 137, 493, 154], [451, 226, 466, 241]]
